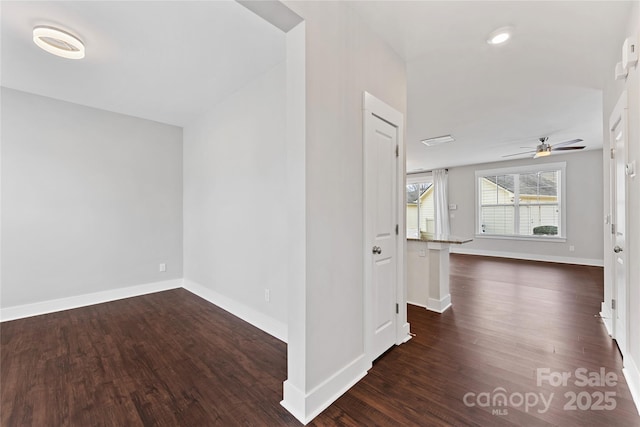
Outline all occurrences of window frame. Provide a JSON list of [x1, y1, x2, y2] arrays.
[[475, 162, 567, 242]]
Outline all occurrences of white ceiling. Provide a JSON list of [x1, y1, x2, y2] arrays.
[[1, 1, 632, 170], [1, 1, 285, 127], [349, 1, 633, 170]]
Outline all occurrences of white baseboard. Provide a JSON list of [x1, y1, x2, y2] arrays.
[[399, 322, 412, 343], [623, 354, 640, 415], [183, 279, 287, 343], [426, 295, 451, 313], [600, 302, 613, 336], [0, 279, 183, 322], [450, 247, 604, 267], [1, 277, 288, 344], [407, 300, 427, 309], [281, 354, 369, 425], [281, 381, 307, 424]]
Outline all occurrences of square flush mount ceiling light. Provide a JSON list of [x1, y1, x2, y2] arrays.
[[33, 26, 85, 59], [421, 135, 455, 147]]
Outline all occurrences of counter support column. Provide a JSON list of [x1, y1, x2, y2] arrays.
[[426, 241, 452, 313]]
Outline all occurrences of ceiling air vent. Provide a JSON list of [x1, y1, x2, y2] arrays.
[[421, 135, 455, 147]]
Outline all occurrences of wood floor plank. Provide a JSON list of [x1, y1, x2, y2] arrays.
[[2, 254, 639, 426]]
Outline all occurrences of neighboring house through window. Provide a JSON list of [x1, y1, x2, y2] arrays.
[[476, 162, 566, 239], [406, 174, 434, 238]]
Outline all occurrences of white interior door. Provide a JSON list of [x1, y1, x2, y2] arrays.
[[610, 91, 628, 356], [365, 112, 398, 361]]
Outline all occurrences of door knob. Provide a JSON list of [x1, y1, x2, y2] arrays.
[[372, 246, 382, 255], [614, 245, 623, 253]]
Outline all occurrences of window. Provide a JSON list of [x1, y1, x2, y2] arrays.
[[406, 175, 434, 238], [476, 163, 566, 239]]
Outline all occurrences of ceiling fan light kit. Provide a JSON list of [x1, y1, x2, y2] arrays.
[[534, 146, 552, 159], [503, 137, 585, 159]]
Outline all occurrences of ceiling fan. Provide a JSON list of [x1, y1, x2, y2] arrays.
[[503, 137, 586, 159]]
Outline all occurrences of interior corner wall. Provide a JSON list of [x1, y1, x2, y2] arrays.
[[281, 0, 407, 421], [407, 240, 429, 307], [447, 149, 604, 265], [603, 1, 640, 412], [182, 62, 288, 341], [1, 87, 183, 308]]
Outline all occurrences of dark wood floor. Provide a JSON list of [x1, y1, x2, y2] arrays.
[[2, 255, 639, 426]]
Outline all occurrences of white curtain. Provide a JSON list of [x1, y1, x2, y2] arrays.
[[433, 169, 450, 236]]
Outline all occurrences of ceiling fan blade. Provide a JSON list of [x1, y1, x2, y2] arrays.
[[502, 150, 536, 157], [552, 146, 586, 151], [552, 138, 583, 148]]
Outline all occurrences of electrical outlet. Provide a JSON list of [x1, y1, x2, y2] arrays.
[[265, 289, 270, 302], [419, 249, 426, 257], [569, 245, 575, 252], [159, 263, 166, 272]]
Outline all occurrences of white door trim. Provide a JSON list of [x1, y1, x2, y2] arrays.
[[362, 91, 410, 366], [609, 90, 629, 357]]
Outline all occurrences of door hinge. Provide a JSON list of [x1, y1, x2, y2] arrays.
[[612, 299, 616, 310], [396, 303, 399, 314], [611, 148, 615, 159], [395, 145, 399, 157], [395, 224, 399, 235]]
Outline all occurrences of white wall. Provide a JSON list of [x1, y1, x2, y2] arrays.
[[602, 2, 640, 412], [182, 62, 288, 340], [407, 240, 429, 307], [447, 149, 604, 265], [281, 1, 407, 423], [1, 87, 183, 308]]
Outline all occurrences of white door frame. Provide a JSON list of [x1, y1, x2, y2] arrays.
[[363, 92, 410, 365], [609, 90, 629, 356]]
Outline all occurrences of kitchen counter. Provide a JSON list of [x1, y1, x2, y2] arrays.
[[408, 235, 473, 244], [407, 235, 472, 313]]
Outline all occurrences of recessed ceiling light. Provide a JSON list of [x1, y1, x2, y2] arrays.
[[421, 135, 455, 147], [487, 27, 513, 45], [33, 26, 85, 59]]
